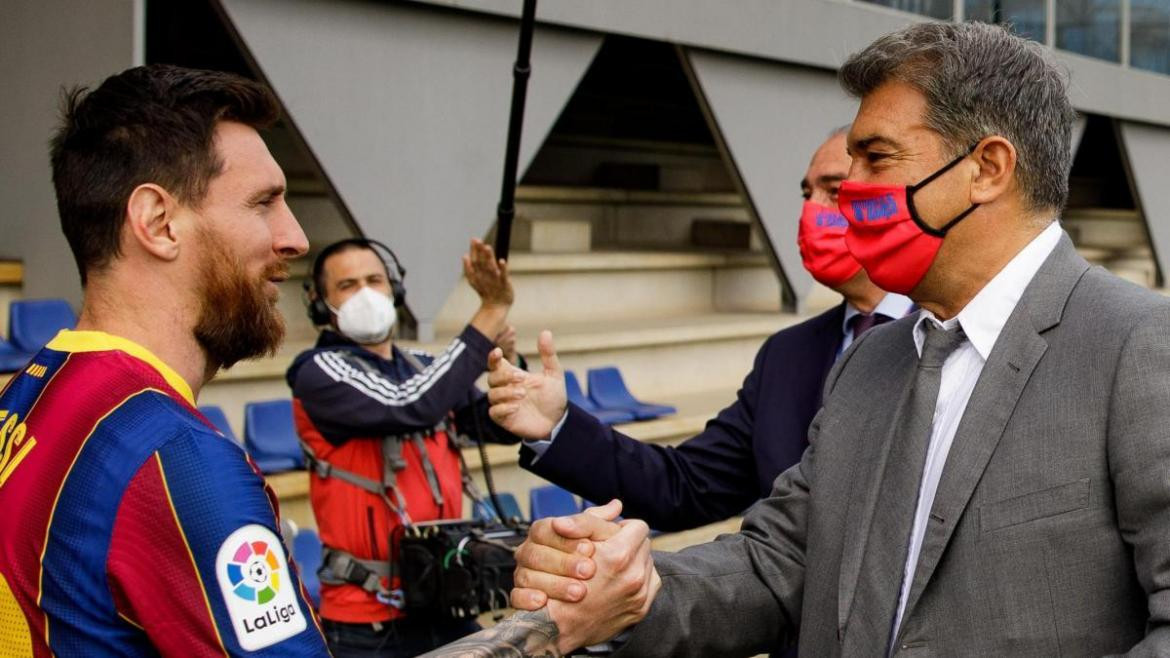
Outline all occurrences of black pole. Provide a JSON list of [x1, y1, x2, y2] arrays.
[[494, 0, 538, 262]]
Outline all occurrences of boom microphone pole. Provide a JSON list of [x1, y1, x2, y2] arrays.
[[493, 0, 538, 262], [478, 0, 537, 528]]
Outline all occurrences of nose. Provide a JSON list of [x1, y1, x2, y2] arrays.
[[273, 198, 309, 259]]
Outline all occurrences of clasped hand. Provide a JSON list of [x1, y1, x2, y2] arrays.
[[509, 500, 661, 654]]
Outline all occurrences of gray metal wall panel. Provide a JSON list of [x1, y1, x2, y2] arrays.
[[412, 0, 1170, 129], [1071, 113, 1087, 157], [687, 50, 857, 309], [219, 0, 601, 339], [1, 0, 140, 306], [1118, 121, 1170, 280]]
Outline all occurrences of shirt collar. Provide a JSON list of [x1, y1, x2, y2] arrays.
[[913, 221, 1063, 360], [45, 329, 196, 405], [842, 292, 916, 336]]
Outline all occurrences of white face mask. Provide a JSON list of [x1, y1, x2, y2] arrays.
[[329, 286, 397, 345]]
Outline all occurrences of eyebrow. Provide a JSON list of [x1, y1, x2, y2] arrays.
[[849, 134, 906, 153], [248, 184, 286, 205], [334, 272, 387, 285]]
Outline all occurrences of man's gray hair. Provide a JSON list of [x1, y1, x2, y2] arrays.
[[839, 22, 1076, 213]]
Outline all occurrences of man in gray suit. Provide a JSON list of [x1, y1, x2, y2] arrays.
[[446, 21, 1170, 657]]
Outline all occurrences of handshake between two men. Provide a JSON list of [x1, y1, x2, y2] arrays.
[[425, 332, 662, 656]]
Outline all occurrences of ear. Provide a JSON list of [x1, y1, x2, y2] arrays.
[[125, 183, 182, 262], [969, 136, 1017, 205]]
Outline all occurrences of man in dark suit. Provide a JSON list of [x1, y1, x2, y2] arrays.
[[515, 129, 912, 532]]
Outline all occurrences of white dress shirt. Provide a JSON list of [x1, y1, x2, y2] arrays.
[[890, 221, 1063, 640]]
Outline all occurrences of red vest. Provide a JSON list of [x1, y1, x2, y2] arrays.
[[292, 400, 464, 623]]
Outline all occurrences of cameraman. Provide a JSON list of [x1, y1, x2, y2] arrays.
[[287, 237, 520, 657]]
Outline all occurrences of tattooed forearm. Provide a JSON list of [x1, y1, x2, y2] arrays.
[[419, 609, 563, 657]]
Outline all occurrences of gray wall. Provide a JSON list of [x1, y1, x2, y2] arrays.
[[687, 50, 857, 309], [412, 0, 1170, 128], [1119, 121, 1170, 281], [0, 0, 142, 307], [219, 0, 602, 339]]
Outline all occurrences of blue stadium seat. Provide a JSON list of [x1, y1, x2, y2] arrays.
[[291, 528, 322, 609], [586, 367, 677, 421], [0, 337, 32, 374], [198, 405, 238, 443], [243, 399, 304, 474], [8, 298, 77, 353], [564, 371, 636, 425], [529, 485, 579, 521], [473, 492, 524, 523]]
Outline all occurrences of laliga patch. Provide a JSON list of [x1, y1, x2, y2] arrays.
[[215, 524, 306, 650]]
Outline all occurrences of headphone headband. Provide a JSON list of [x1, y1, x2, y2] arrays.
[[304, 237, 407, 326]]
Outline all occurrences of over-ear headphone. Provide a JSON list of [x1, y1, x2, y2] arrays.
[[303, 238, 407, 326]]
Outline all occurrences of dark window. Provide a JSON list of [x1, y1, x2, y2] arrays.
[[858, 0, 953, 20], [1131, 0, 1170, 74], [964, 0, 1046, 42], [1056, 0, 1121, 62]]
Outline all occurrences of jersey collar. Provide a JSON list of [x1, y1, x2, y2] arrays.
[[45, 330, 196, 405]]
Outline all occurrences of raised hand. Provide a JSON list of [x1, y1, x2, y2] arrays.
[[463, 238, 513, 308], [487, 330, 566, 440]]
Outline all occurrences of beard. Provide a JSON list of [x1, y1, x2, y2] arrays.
[[193, 237, 287, 371]]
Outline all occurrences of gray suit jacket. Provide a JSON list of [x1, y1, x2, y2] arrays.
[[615, 235, 1169, 657]]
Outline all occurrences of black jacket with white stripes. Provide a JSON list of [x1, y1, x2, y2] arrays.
[[285, 326, 520, 446]]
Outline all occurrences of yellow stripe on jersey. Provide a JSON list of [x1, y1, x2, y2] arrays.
[[155, 453, 229, 657], [116, 610, 144, 632]]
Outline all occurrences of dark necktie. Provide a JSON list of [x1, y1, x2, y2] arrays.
[[849, 312, 892, 342], [844, 321, 967, 652]]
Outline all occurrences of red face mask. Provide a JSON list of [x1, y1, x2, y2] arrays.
[[837, 144, 979, 294], [797, 200, 862, 288]]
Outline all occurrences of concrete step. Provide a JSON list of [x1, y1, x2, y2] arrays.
[[1065, 211, 1159, 288], [435, 250, 781, 330], [1107, 256, 1158, 288], [515, 185, 759, 251], [1063, 208, 1147, 251], [513, 311, 794, 399], [265, 386, 739, 528], [523, 136, 736, 194], [509, 216, 592, 253], [0, 262, 21, 285]]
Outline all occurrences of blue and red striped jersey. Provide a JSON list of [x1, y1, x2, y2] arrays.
[[0, 330, 329, 656]]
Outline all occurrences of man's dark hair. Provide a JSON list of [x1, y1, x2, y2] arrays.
[[311, 239, 392, 297], [49, 64, 280, 284], [839, 22, 1076, 214]]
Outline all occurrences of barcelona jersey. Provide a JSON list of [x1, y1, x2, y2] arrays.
[[0, 331, 329, 656]]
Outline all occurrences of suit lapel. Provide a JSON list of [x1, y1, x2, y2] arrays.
[[835, 324, 918, 636], [896, 234, 1090, 627]]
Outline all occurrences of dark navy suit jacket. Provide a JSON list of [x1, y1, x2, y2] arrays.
[[519, 304, 847, 531]]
